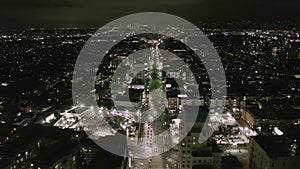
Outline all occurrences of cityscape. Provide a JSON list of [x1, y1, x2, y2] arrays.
[[0, 19, 300, 169]]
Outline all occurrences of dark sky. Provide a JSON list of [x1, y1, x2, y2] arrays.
[[1, 0, 300, 28]]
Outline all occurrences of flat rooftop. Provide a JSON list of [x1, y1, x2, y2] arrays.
[[252, 135, 299, 158]]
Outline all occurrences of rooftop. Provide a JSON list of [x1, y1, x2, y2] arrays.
[[252, 135, 300, 158], [183, 105, 209, 123]]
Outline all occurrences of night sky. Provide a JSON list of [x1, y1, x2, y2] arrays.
[[0, 0, 300, 28]]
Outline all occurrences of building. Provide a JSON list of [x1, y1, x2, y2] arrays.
[[114, 93, 141, 109], [247, 135, 300, 169], [0, 126, 95, 169], [179, 129, 222, 169], [221, 154, 243, 169], [241, 108, 267, 128], [241, 101, 300, 128], [179, 106, 222, 169]]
